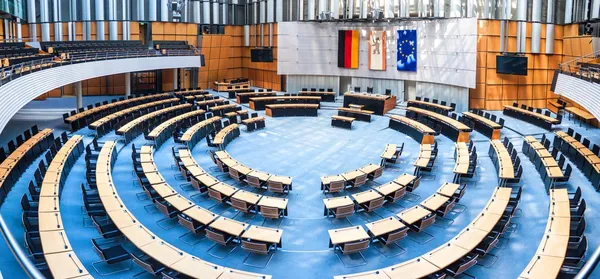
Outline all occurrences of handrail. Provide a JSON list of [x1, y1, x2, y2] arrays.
[[0, 47, 202, 86], [559, 50, 600, 73], [574, 244, 600, 279], [0, 214, 46, 279]]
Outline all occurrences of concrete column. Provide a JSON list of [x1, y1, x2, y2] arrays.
[[125, 72, 131, 96], [40, 0, 50, 41], [27, 0, 37, 41], [109, 0, 118, 40], [565, 0, 573, 23], [149, 0, 157, 21], [76, 81, 83, 109], [546, 0, 555, 54], [183, 0, 189, 22], [161, 0, 169, 21], [330, 0, 338, 19], [138, 0, 145, 21], [83, 0, 92, 40], [122, 0, 129, 40], [531, 0, 541, 53], [3, 20, 9, 41], [53, 0, 62, 41], [173, 69, 178, 90], [593, 0, 600, 19], [213, 2, 220, 23], [200, 0, 208, 23], [308, 0, 315, 19], [16, 18, 22, 42], [516, 0, 527, 52], [96, 0, 105, 40]]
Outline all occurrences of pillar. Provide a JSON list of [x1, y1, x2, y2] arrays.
[[27, 0, 37, 41], [138, 0, 145, 21], [161, 0, 169, 21], [83, 0, 92, 40], [149, 0, 157, 21], [53, 0, 62, 41], [516, 0, 527, 52], [40, 0, 50, 41], [125, 72, 131, 96], [76, 81, 83, 109], [531, 0, 541, 53], [3, 20, 9, 41], [96, 0, 105, 40], [565, 0, 573, 23], [16, 18, 22, 42], [546, 0, 555, 54], [173, 69, 178, 90], [108, 0, 118, 40], [122, 0, 129, 40]]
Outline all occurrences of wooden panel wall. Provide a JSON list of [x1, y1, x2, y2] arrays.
[[151, 22, 198, 46], [471, 20, 565, 110], [562, 24, 593, 63]]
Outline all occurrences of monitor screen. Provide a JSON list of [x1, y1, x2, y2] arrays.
[[496, 55, 528, 76], [251, 48, 273, 62]]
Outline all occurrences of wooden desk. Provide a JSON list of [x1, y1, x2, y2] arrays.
[[374, 182, 403, 196], [169, 256, 224, 279], [40, 230, 72, 254], [383, 257, 440, 279], [328, 226, 370, 246], [44, 251, 90, 278], [258, 196, 288, 211], [462, 111, 502, 140], [182, 205, 219, 226], [323, 196, 354, 211], [343, 92, 397, 115], [388, 115, 435, 144], [352, 190, 383, 208], [241, 225, 283, 245], [407, 107, 471, 142], [420, 194, 450, 212], [397, 206, 431, 225], [407, 100, 453, 112], [365, 217, 406, 237], [392, 173, 417, 186], [437, 182, 460, 197], [140, 240, 186, 266], [519, 255, 564, 279], [451, 227, 489, 251], [423, 243, 469, 269], [380, 144, 396, 160], [208, 217, 248, 237]]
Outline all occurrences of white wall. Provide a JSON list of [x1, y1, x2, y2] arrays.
[[0, 56, 202, 134], [554, 73, 600, 120], [286, 75, 341, 95], [277, 18, 477, 89], [416, 82, 469, 112]]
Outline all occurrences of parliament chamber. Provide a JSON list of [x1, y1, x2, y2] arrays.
[[0, 1, 599, 279]]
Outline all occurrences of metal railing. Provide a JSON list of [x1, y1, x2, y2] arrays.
[[0, 214, 45, 279], [559, 50, 600, 74], [574, 245, 600, 279], [0, 47, 203, 86]]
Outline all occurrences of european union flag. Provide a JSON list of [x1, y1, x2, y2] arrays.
[[397, 30, 417, 72]]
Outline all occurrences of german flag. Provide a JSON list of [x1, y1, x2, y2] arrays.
[[338, 30, 359, 69]]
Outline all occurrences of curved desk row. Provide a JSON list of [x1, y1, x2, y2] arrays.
[[388, 115, 435, 144], [39, 135, 88, 279], [322, 174, 419, 218], [209, 103, 241, 117], [145, 109, 207, 148], [183, 93, 215, 103], [320, 164, 384, 193], [116, 103, 191, 143], [462, 111, 502, 140], [249, 96, 321, 110], [176, 148, 289, 218], [195, 98, 227, 110], [0, 128, 53, 204], [488, 140, 515, 185], [503, 105, 560, 130], [414, 144, 437, 176], [214, 80, 251, 92], [89, 97, 179, 136], [522, 136, 565, 192], [173, 89, 209, 98], [338, 107, 374, 122], [298, 90, 336, 102], [97, 141, 272, 279], [64, 93, 170, 131], [335, 186, 513, 279], [407, 107, 471, 143], [265, 104, 319, 117], [554, 131, 600, 190], [453, 142, 471, 182], [213, 124, 240, 150], [214, 150, 293, 194], [236, 91, 277, 104], [327, 182, 464, 257], [407, 99, 454, 115], [519, 189, 571, 279], [180, 116, 222, 148]]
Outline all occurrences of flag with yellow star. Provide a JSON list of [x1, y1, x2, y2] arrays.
[[397, 30, 417, 72]]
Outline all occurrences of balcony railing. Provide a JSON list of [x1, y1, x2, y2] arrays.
[[0, 48, 203, 85]]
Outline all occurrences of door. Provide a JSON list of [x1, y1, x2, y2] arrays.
[[339, 76, 352, 96]]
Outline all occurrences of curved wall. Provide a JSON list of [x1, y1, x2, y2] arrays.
[[554, 73, 600, 120], [0, 56, 202, 133]]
